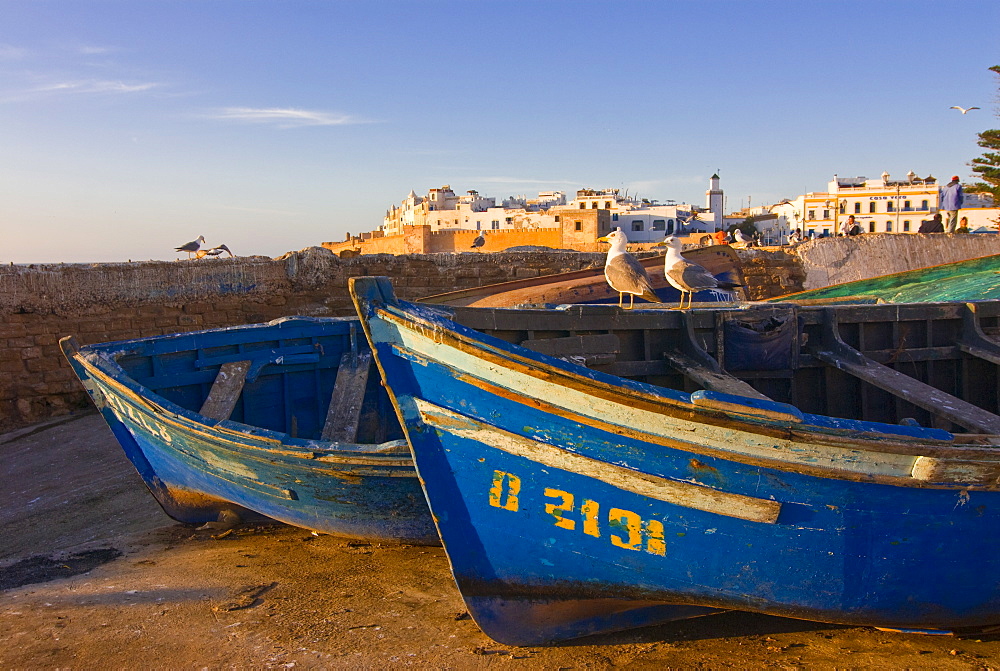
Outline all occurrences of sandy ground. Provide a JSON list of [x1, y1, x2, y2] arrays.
[[3, 414, 1000, 669]]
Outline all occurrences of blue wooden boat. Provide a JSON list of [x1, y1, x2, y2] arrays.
[[60, 316, 437, 544], [350, 275, 1000, 644]]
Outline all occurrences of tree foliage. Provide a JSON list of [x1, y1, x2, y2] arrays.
[[729, 217, 758, 237], [969, 65, 1000, 202]]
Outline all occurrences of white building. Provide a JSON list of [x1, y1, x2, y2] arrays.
[[381, 177, 731, 241], [567, 188, 688, 242], [563, 185, 723, 242], [772, 172, 995, 240], [382, 185, 561, 236]]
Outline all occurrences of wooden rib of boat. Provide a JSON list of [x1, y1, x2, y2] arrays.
[[773, 253, 1000, 305], [351, 275, 1000, 645], [60, 316, 437, 544], [419, 244, 744, 308]]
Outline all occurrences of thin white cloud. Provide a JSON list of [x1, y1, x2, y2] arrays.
[[0, 78, 161, 103], [77, 45, 117, 55], [33, 79, 159, 94], [209, 107, 367, 128]]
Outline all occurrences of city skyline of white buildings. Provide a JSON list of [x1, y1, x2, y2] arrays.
[[380, 172, 996, 245]]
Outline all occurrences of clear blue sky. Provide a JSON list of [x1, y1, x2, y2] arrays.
[[2, 0, 998, 263]]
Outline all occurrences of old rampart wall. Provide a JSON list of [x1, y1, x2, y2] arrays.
[[793, 233, 1000, 289], [0, 247, 613, 434], [323, 211, 610, 256], [4, 234, 997, 435]]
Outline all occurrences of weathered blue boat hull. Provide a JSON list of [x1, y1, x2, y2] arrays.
[[61, 317, 437, 544], [351, 276, 1000, 644]]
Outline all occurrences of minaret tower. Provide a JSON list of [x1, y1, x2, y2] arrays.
[[706, 173, 724, 231]]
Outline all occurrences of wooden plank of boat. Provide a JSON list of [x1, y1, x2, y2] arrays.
[[664, 349, 771, 401], [959, 303, 1000, 366], [321, 350, 373, 443], [812, 345, 1000, 433], [663, 309, 773, 401], [815, 308, 1000, 435], [417, 398, 782, 523], [520, 333, 620, 367], [199, 360, 251, 421]]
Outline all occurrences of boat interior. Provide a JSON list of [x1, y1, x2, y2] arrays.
[[440, 300, 1000, 436], [102, 318, 403, 445], [88, 298, 1000, 442]]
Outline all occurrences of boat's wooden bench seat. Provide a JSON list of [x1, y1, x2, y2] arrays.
[[662, 310, 775, 402], [193, 324, 378, 443], [814, 307, 1000, 434], [664, 349, 771, 401], [199, 360, 252, 421], [321, 350, 373, 443], [196, 344, 324, 422]]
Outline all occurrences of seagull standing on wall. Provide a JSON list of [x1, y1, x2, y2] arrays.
[[175, 235, 206, 259], [596, 227, 660, 309], [471, 231, 486, 250], [657, 236, 742, 309], [950, 106, 980, 114]]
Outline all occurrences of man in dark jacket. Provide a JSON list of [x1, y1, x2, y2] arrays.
[[940, 176, 964, 233], [918, 213, 945, 233]]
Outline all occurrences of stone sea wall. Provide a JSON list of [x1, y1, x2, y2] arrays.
[[793, 233, 1000, 290], [0, 247, 613, 433], [4, 234, 995, 435]]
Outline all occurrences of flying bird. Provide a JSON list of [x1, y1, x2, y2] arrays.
[[175, 235, 206, 259], [196, 244, 233, 259], [471, 231, 486, 250], [950, 106, 980, 114], [657, 236, 742, 309], [596, 227, 660, 309]]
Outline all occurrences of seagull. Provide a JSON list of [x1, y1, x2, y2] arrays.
[[950, 106, 980, 114], [657, 236, 742, 309], [596, 227, 660, 309], [175, 235, 206, 259], [733, 229, 750, 245], [196, 244, 233, 259], [471, 231, 486, 250]]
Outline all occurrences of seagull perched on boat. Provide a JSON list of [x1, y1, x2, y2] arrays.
[[657, 236, 742, 309], [471, 231, 486, 250], [596, 227, 659, 309], [175, 235, 206, 259], [733, 229, 750, 246], [950, 106, 980, 114], [196, 244, 233, 259]]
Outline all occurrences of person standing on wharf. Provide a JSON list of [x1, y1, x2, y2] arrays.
[[940, 175, 964, 233]]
